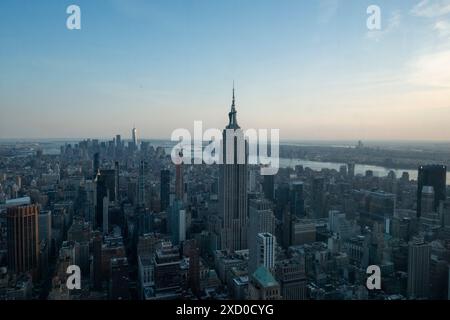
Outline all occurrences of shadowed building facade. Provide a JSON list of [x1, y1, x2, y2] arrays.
[[219, 88, 248, 252], [7, 204, 40, 274]]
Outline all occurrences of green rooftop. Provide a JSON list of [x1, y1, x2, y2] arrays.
[[252, 266, 278, 287]]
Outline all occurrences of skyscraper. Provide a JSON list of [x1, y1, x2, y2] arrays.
[[312, 177, 326, 219], [290, 182, 305, 218], [417, 165, 447, 218], [248, 199, 276, 273], [255, 232, 276, 272], [7, 204, 40, 274], [407, 237, 430, 299], [38, 210, 52, 246], [114, 161, 120, 203], [263, 175, 275, 201], [160, 169, 170, 211], [175, 150, 184, 201], [95, 169, 117, 232], [137, 160, 146, 208], [93, 152, 100, 178], [219, 88, 248, 252], [131, 126, 138, 150], [170, 200, 186, 245], [347, 162, 355, 179], [115, 134, 121, 149]]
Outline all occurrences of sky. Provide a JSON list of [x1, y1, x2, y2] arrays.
[[1, 0, 450, 141]]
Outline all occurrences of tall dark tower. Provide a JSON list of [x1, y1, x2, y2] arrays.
[[175, 150, 184, 201], [263, 175, 275, 201], [114, 161, 120, 203], [312, 177, 326, 219], [218, 87, 248, 251], [417, 165, 447, 218], [290, 181, 305, 218], [93, 152, 100, 178], [7, 204, 39, 274], [160, 169, 170, 211], [95, 169, 116, 232], [137, 160, 146, 207]]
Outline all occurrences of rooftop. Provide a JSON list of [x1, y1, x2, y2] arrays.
[[252, 266, 278, 288]]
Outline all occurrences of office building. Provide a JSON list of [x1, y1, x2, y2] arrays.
[[248, 199, 276, 273], [160, 169, 170, 211], [7, 204, 40, 274], [417, 165, 447, 218], [407, 237, 430, 299], [218, 88, 248, 251], [263, 175, 275, 201]]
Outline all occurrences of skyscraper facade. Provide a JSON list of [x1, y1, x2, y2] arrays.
[[131, 126, 138, 151], [263, 175, 275, 202], [7, 204, 40, 274], [248, 198, 276, 273], [218, 88, 248, 252], [417, 165, 447, 218], [137, 160, 146, 208], [175, 150, 184, 201], [290, 182, 305, 218], [312, 177, 326, 219], [170, 199, 186, 245], [95, 169, 117, 232], [160, 169, 170, 211], [407, 237, 430, 299], [255, 232, 276, 272]]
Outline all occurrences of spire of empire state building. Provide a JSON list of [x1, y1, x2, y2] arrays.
[[227, 85, 240, 130]]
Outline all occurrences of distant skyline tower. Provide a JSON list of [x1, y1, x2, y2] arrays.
[[132, 126, 138, 150], [219, 87, 248, 252], [175, 149, 184, 201], [116, 134, 121, 148], [347, 162, 355, 178], [7, 204, 40, 274], [93, 152, 100, 177], [417, 165, 447, 218]]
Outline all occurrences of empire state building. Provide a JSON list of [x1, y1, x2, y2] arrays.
[[219, 88, 248, 252]]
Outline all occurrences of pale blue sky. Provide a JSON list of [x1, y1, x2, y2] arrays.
[[1, 0, 450, 140]]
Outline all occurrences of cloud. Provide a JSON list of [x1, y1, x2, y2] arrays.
[[366, 11, 401, 41], [411, 0, 450, 18], [408, 50, 450, 88], [434, 20, 450, 37]]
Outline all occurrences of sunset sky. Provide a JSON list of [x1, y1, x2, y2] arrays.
[[1, 0, 450, 141]]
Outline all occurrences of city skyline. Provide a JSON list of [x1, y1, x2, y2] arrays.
[[1, 0, 450, 140], [1, 86, 450, 301]]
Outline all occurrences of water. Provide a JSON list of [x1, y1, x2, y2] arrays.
[[280, 158, 424, 182], [36, 140, 450, 185]]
